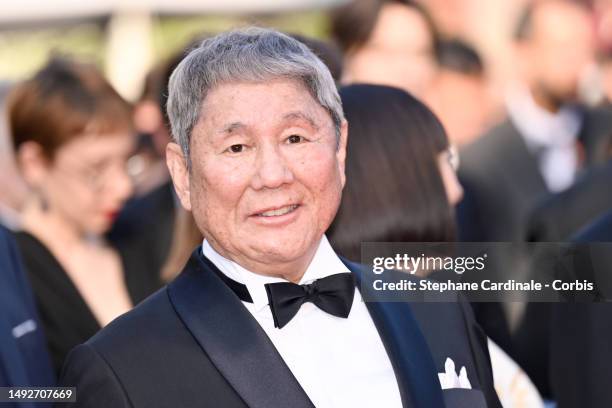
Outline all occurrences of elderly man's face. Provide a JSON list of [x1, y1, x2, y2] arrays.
[[167, 78, 347, 277]]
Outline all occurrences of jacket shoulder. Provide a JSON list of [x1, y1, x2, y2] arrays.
[[86, 287, 180, 355], [460, 121, 520, 168], [60, 286, 246, 408]]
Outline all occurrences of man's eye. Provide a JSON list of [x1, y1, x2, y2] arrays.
[[287, 135, 304, 144], [227, 144, 245, 153]]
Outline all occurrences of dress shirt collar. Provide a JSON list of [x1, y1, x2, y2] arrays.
[[202, 236, 350, 313], [506, 84, 583, 151]]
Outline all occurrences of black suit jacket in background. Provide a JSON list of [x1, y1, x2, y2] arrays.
[[0, 226, 55, 407], [457, 109, 612, 396], [458, 105, 612, 243], [513, 160, 612, 398], [527, 160, 612, 242], [457, 120, 547, 243], [549, 211, 612, 408], [59, 249, 500, 408], [107, 181, 176, 281], [455, 120, 541, 362]]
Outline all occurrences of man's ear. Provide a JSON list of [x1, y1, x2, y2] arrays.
[[16, 141, 50, 188], [166, 142, 192, 211], [336, 120, 349, 188]]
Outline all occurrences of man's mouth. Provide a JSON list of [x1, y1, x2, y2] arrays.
[[254, 204, 299, 217]]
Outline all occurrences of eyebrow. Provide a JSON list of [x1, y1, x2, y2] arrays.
[[217, 111, 320, 136], [282, 111, 320, 131], [220, 122, 246, 134]]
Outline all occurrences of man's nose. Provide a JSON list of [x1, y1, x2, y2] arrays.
[[251, 144, 294, 190]]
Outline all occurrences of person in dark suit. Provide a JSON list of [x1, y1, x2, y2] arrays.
[[511, 160, 612, 398], [547, 210, 612, 407], [456, 4, 612, 391], [0, 225, 55, 394], [6, 58, 163, 373], [458, 0, 612, 244], [59, 28, 501, 408], [527, 160, 612, 242]]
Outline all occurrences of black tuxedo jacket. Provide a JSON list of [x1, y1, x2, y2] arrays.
[[458, 106, 612, 243], [58, 250, 500, 408], [526, 160, 612, 242], [458, 119, 548, 243]]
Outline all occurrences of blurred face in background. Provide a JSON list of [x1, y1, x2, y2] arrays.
[[19, 129, 134, 235], [429, 70, 492, 146], [9, 59, 135, 236], [523, 1, 596, 106], [343, 3, 437, 97]]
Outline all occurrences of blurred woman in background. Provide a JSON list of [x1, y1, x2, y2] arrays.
[[331, 0, 440, 98], [328, 84, 543, 408], [329, 84, 462, 261], [7, 57, 162, 372]]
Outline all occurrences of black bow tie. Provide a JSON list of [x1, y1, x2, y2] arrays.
[[265, 273, 356, 328], [213, 266, 356, 329]]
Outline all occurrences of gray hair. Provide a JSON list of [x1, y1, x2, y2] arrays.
[[166, 27, 344, 166]]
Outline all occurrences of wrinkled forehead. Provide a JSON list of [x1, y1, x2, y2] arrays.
[[196, 78, 333, 132]]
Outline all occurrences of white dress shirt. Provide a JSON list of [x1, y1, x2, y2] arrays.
[[202, 236, 403, 408], [506, 85, 583, 192]]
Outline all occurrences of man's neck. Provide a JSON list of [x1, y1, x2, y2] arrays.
[[205, 239, 320, 283]]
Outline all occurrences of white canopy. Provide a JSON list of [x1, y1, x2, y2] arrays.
[[1, 0, 347, 24]]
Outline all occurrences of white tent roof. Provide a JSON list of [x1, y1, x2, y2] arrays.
[[1, 0, 347, 24]]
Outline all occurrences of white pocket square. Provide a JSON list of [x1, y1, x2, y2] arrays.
[[438, 357, 472, 390]]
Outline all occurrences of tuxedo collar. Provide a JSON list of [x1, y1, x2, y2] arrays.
[[201, 236, 351, 313], [168, 250, 314, 408], [343, 258, 446, 408], [168, 248, 444, 408]]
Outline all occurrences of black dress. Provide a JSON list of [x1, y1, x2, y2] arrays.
[[12, 231, 163, 374]]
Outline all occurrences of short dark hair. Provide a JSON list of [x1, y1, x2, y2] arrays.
[[328, 84, 455, 261], [330, 0, 440, 55], [436, 39, 484, 76], [8, 56, 132, 159]]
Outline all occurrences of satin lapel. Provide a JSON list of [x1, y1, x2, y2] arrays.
[[167, 250, 314, 408], [343, 259, 446, 408]]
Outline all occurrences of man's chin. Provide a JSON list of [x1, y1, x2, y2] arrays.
[[245, 237, 318, 265], [249, 245, 308, 263]]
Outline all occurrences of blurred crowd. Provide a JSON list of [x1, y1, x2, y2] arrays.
[[3, 0, 612, 407]]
